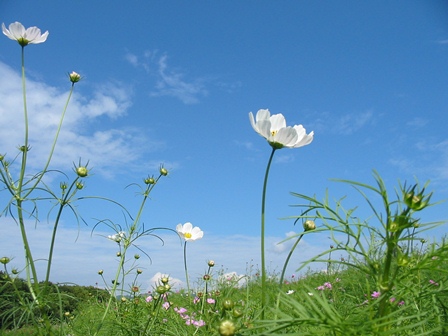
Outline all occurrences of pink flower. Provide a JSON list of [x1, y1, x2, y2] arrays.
[[145, 295, 153, 303], [317, 285, 325, 291], [324, 282, 332, 289], [371, 291, 381, 298], [207, 298, 215, 304], [398, 301, 405, 306], [193, 296, 200, 304], [193, 320, 205, 327], [429, 279, 439, 286], [175, 307, 188, 314], [162, 302, 170, 310]]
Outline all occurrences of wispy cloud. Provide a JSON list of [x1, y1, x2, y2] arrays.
[[0, 61, 165, 177], [125, 51, 207, 104], [309, 110, 374, 135]]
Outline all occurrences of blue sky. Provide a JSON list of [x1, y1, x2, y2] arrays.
[[1, 1, 448, 290]]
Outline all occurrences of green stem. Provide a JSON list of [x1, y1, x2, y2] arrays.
[[183, 241, 191, 296], [94, 176, 161, 336], [18, 46, 28, 193], [260, 147, 276, 318], [24, 83, 76, 200], [274, 230, 305, 320], [15, 47, 39, 303], [17, 200, 39, 302], [279, 231, 304, 289], [45, 178, 79, 284]]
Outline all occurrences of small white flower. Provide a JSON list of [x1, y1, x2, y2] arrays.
[[2, 22, 49, 46], [286, 290, 295, 295], [176, 222, 204, 241], [249, 109, 314, 149], [308, 292, 314, 296], [108, 231, 126, 243]]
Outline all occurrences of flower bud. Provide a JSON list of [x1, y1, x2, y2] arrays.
[[164, 284, 171, 291], [161, 277, 169, 284], [203, 274, 211, 281], [134, 254, 140, 260], [0, 257, 10, 265], [160, 166, 168, 176], [137, 269, 143, 274], [156, 285, 167, 294], [11, 268, 19, 275], [131, 286, 139, 293], [0, 154, 4, 161], [121, 297, 127, 302], [76, 166, 88, 177], [144, 176, 156, 184], [69, 71, 81, 83], [303, 220, 316, 231], [222, 298, 234, 310], [116, 252, 121, 257], [60, 182, 68, 190], [76, 181, 84, 190], [208, 260, 215, 267], [98, 270, 104, 275], [218, 320, 236, 336]]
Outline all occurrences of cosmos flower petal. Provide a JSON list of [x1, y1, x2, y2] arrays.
[[257, 120, 272, 139], [269, 113, 286, 131], [255, 109, 270, 123], [275, 127, 298, 147]]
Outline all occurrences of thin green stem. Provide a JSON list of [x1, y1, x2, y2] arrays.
[[260, 147, 276, 318], [45, 178, 79, 284], [24, 83, 76, 200], [183, 241, 191, 296], [15, 47, 39, 303], [279, 231, 305, 288], [94, 176, 162, 335], [17, 200, 39, 302], [18, 46, 28, 192]]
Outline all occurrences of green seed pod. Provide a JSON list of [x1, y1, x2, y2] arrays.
[[218, 320, 236, 336], [76, 166, 88, 177], [222, 299, 234, 310]]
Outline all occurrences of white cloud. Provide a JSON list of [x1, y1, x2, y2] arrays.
[[0, 61, 164, 177], [151, 54, 207, 104], [0, 219, 327, 291], [125, 51, 208, 104]]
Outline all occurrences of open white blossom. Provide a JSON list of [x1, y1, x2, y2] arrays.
[[2, 21, 49, 46], [176, 222, 203, 241], [249, 109, 314, 149]]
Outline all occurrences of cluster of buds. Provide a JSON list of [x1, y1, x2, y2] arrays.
[[108, 231, 126, 243], [404, 184, 432, 211]]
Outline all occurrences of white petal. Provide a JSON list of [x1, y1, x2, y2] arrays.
[[175, 223, 183, 233], [257, 120, 272, 139], [275, 127, 298, 147], [269, 113, 286, 131], [256, 109, 270, 123], [8, 22, 26, 40], [249, 112, 258, 132], [183, 222, 193, 232], [292, 126, 314, 147]]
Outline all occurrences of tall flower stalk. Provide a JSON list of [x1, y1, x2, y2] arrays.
[[176, 222, 204, 296], [249, 109, 313, 317]]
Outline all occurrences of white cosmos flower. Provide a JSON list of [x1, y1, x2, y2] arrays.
[[249, 109, 314, 149], [2, 21, 49, 46], [176, 222, 204, 241]]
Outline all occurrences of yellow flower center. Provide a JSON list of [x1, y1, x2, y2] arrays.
[[271, 130, 277, 136], [184, 233, 192, 239]]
